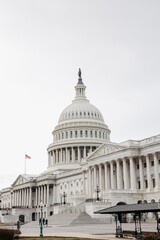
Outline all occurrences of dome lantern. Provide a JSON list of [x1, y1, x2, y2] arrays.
[[75, 68, 86, 100]]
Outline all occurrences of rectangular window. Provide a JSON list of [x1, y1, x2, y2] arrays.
[[151, 161, 154, 166], [137, 164, 139, 169], [145, 180, 148, 188], [153, 179, 155, 188], [144, 163, 146, 168]]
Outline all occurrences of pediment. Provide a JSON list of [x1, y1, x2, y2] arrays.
[[12, 175, 28, 186], [88, 143, 126, 159]]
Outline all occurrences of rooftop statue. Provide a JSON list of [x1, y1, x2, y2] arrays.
[[78, 68, 82, 78]]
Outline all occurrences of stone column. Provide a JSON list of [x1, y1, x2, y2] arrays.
[[117, 160, 121, 189], [83, 171, 86, 194], [72, 147, 74, 163], [78, 147, 80, 162], [104, 163, 109, 190], [94, 165, 97, 191], [139, 156, 144, 190], [35, 187, 38, 207], [44, 185, 46, 205], [146, 155, 152, 189], [123, 158, 129, 189], [48, 152, 51, 166], [110, 161, 116, 189], [56, 149, 58, 163], [153, 153, 159, 189], [53, 151, 55, 164], [88, 167, 92, 196], [65, 148, 68, 163], [47, 184, 49, 207], [38, 186, 40, 205], [84, 147, 86, 159], [129, 157, 137, 190], [60, 149, 63, 163], [29, 187, 32, 208], [99, 164, 102, 191]]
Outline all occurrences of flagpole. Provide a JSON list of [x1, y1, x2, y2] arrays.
[[25, 152, 26, 174]]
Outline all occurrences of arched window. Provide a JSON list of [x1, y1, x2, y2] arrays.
[[80, 130, 83, 137]]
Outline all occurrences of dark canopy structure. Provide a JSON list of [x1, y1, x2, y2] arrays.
[[95, 202, 160, 238]]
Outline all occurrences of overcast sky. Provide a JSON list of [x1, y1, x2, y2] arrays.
[[0, 0, 160, 190]]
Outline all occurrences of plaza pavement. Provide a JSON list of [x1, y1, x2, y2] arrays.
[[19, 222, 157, 239]]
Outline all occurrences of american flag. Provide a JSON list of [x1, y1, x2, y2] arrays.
[[25, 154, 31, 159]]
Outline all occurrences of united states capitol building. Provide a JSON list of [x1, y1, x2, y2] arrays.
[[1, 70, 160, 223]]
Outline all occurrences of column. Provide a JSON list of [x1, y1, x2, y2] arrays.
[[84, 147, 86, 159], [153, 153, 159, 189], [110, 161, 116, 189], [41, 185, 44, 203], [83, 171, 86, 194], [60, 149, 63, 163], [38, 186, 40, 205], [44, 185, 46, 205], [47, 184, 49, 207], [146, 155, 152, 189], [65, 148, 68, 163], [72, 147, 74, 163], [139, 156, 144, 190], [123, 158, 129, 189], [94, 165, 97, 191], [53, 151, 55, 164], [104, 163, 109, 190], [129, 157, 137, 190], [56, 149, 58, 163], [99, 164, 102, 191], [78, 147, 80, 162], [117, 160, 123, 189], [35, 187, 38, 207], [88, 167, 92, 196], [29, 187, 32, 208]]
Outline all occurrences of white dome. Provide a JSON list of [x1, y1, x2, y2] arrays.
[[58, 98, 104, 123]]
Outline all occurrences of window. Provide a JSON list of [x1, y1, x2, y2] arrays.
[[80, 130, 83, 137], [70, 131, 72, 138], [153, 179, 155, 188], [80, 112, 82, 116], [103, 132, 104, 139], [85, 130, 88, 137], [62, 132, 64, 139], [90, 130, 92, 137], [145, 180, 148, 188], [151, 161, 154, 166], [75, 131, 77, 138], [84, 112, 86, 116], [144, 162, 146, 168], [159, 159, 160, 164], [137, 164, 139, 169], [99, 132, 101, 138], [66, 132, 68, 139], [95, 131, 97, 138], [72, 112, 74, 116], [88, 112, 90, 116]]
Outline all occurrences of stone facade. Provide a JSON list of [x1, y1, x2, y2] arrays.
[[0, 71, 160, 223]]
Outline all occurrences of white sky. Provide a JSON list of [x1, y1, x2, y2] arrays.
[[0, 0, 160, 190]]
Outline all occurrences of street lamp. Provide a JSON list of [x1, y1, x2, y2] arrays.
[[40, 200, 43, 237], [95, 186, 101, 201], [62, 192, 67, 205]]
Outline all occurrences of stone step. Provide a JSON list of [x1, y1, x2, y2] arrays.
[[47, 212, 79, 225], [70, 212, 107, 225]]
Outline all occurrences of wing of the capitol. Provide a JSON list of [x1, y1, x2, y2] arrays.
[[1, 70, 160, 223]]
